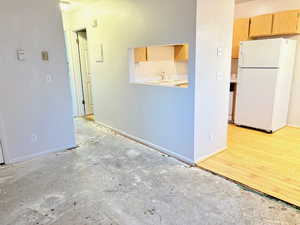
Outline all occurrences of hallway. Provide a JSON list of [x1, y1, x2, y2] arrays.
[[0, 119, 299, 225]]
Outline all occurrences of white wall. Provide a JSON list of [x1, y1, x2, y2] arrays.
[[133, 61, 188, 82], [235, 0, 300, 127], [63, 0, 197, 163], [64, 30, 79, 117], [194, 0, 235, 160], [63, 0, 234, 163], [0, 0, 76, 163]]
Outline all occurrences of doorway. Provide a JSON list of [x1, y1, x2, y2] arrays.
[[65, 29, 94, 119], [76, 30, 94, 119]]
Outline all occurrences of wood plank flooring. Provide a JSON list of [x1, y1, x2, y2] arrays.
[[85, 114, 95, 121], [197, 125, 300, 207]]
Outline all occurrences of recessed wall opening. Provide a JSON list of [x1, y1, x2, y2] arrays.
[[129, 44, 189, 88], [65, 28, 95, 121]]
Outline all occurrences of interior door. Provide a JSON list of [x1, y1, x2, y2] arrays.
[[77, 31, 94, 115], [239, 39, 282, 68], [235, 68, 278, 131]]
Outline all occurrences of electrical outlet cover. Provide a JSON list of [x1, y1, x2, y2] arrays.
[[217, 47, 223, 56], [31, 134, 38, 143], [46, 74, 53, 83], [217, 72, 224, 81]]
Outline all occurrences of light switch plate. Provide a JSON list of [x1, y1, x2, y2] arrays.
[[209, 133, 214, 142], [31, 134, 38, 143], [96, 44, 104, 63], [217, 48, 223, 56], [41, 51, 49, 61]]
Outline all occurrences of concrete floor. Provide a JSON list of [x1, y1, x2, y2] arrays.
[[0, 119, 299, 225]]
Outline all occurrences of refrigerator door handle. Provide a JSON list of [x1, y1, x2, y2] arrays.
[[239, 43, 243, 67]]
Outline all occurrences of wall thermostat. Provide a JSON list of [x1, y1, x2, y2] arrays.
[[41, 51, 49, 61]]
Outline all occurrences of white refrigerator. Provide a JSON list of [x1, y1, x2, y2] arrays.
[[235, 38, 297, 133]]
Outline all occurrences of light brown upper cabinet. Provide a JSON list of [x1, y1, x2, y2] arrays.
[[174, 44, 189, 61], [232, 18, 250, 59], [147, 45, 175, 61], [250, 14, 273, 38], [134, 47, 147, 63], [272, 10, 300, 35]]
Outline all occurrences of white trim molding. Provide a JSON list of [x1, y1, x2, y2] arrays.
[[288, 124, 300, 128], [6, 144, 77, 164], [95, 120, 195, 165], [196, 147, 227, 164]]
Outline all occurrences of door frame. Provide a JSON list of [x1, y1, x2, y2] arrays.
[[0, 115, 8, 164], [76, 30, 94, 115], [76, 30, 88, 115]]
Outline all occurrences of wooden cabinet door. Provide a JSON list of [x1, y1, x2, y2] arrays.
[[232, 18, 250, 59], [134, 47, 147, 63], [147, 45, 175, 61], [174, 44, 189, 61], [272, 10, 300, 35], [250, 14, 273, 37]]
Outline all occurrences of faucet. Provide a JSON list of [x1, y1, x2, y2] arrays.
[[159, 71, 167, 81]]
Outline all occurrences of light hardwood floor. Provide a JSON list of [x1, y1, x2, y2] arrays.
[[197, 125, 300, 207], [85, 114, 94, 121]]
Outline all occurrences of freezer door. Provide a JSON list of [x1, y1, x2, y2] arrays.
[[239, 39, 283, 68], [235, 69, 278, 131]]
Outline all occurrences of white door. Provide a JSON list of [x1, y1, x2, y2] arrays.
[[235, 68, 279, 131], [239, 39, 283, 68], [77, 31, 94, 115], [0, 140, 4, 164]]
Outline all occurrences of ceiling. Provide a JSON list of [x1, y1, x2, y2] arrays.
[[235, 0, 255, 3], [64, 0, 254, 3], [60, 0, 99, 11], [63, 0, 99, 4], [61, 0, 255, 12]]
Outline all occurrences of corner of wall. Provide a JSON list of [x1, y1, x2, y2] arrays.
[[194, 0, 235, 163]]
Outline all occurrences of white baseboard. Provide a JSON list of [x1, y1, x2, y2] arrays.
[[95, 121, 195, 165], [288, 124, 300, 128], [6, 144, 76, 164], [196, 146, 227, 163]]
